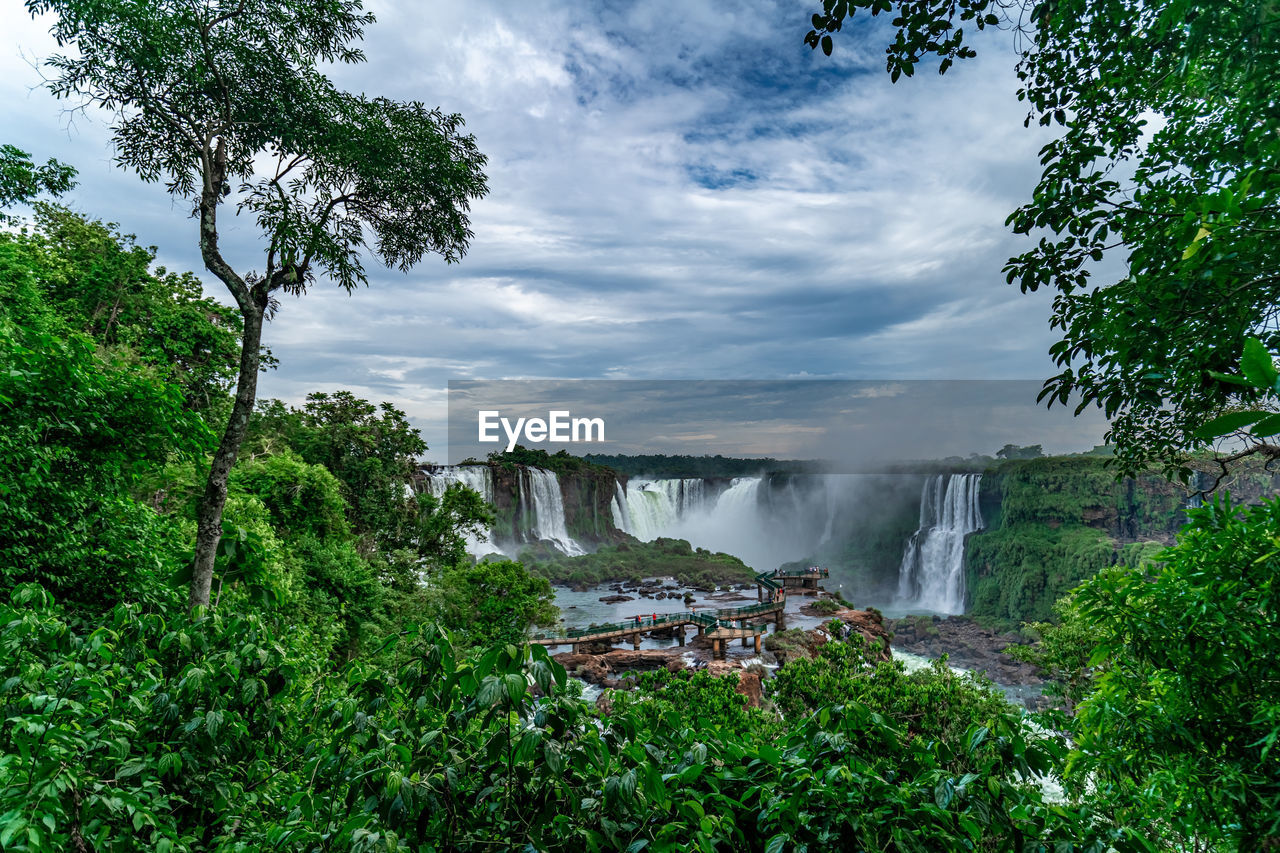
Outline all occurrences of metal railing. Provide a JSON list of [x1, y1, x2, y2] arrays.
[[754, 570, 782, 591], [532, 604, 774, 643], [771, 567, 829, 579]]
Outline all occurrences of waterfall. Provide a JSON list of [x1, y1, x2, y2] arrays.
[[713, 477, 763, 517], [420, 465, 501, 557], [610, 481, 631, 533], [896, 473, 984, 614], [614, 478, 710, 540], [520, 468, 586, 556]]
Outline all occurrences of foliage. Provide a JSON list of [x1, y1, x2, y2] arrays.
[[1189, 336, 1280, 491], [29, 205, 245, 413], [769, 636, 1008, 768], [1005, 594, 1096, 713], [966, 525, 1114, 627], [27, 0, 489, 606], [809, 597, 842, 615], [524, 537, 755, 589], [1, 205, 244, 416], [809, 1, 1280, 482], [0, 145, 75, 220], [805, 0, 1007, 72], [0, 314, 207, 610], [288, 391, 427, 551], [0, 581, 1131, 852], [583, 453, 820, 478], [429, 560, 558, 651], [486, 445, 617, 477], [28, 0, 489, 292], [1065, 496, 1280, 848], [965, 455, 1191, 626], [414, 483, 496, 571], [601, 668, 784, 742], [229, 452, 350, 542], [995, 443, 1043, 460]]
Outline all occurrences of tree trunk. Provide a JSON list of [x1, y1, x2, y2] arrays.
[[189, 299, 265, 608]]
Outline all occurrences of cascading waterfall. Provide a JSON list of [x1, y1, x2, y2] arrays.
[[610, 481, 631, 533], [896, 473, 984, 614], [612, 474, 850, 571], [613, 478, 710, 541], [519, 468, 586, 556], [420, 465, 502, 557]]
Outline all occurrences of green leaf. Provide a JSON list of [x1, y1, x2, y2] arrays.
[[1193, 410, 1266, 441], [1181, 225, 1210, 259], [1250, 413, 1280, 438], [1241, 338, 1279, 390], [0, 817, 26, 847], [1208, 370, 1252, 387]]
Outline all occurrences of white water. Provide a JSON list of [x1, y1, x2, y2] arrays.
[[420, 465, 504, 557], [613, 478, 710, 539], [609, 474, 870, 572], [520, 468, 586, 556], [421, 465, 585, 558], [896, 473, 984, 615]]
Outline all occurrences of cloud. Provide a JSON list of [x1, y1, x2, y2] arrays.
[[0, 1, 1079, 456]]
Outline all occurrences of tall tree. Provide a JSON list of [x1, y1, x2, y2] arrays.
[[29, 0, 489, 607], [806, 0, 1280, 480]]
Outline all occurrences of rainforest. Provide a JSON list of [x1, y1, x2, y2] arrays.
[[2, 0, 1279, 851]]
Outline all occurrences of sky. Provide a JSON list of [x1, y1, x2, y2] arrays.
[[0, 0, 1107, 459]]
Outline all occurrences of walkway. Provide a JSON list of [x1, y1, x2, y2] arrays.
[[531, 599, 784, 658]]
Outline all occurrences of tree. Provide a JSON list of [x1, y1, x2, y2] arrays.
[[0, 302, 208, 610], [29, 0, 489, 608], [995, 443, 1044, 459], [1067, 497, 1280, 848], [0, 144, 75, 220], [291, 392, 427, 552], [23, 204, 244, 414], [430, 559, 557, 650], [807, 0, 1280, 481]]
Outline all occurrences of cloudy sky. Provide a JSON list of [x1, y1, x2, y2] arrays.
[[0, 1, 1105, 458]]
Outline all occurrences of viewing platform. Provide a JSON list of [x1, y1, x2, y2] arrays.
[[532, 599, 785, 658], [762, 566, 829, 595]]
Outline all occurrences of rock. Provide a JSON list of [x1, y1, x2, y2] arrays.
[[704, 661, 764, 707], [553, 648, 687, 687], [599, 594, 633, 604], [884, 615, 1044, 686], [830, 608, 893, 663]]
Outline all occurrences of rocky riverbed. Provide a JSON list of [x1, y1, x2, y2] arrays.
[[887, 614, 1042, 687]]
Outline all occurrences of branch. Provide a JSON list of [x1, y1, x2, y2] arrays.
[[1198, 440, 1280, 496]]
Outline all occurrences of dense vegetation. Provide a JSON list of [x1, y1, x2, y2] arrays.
[[485, 446, 618, 478], [962, 455, 1278, 627], [3, 0, 1279, 847], [584, 454, 818, 478], [8, 174, 1263, 850], [521, 537, 755, 590]]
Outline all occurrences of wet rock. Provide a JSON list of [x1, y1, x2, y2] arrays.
[[886, 615, 1043, 686], [765, 609, 893, 667], [553, 648, 686, 687], [599, 594, 633, 604], [705, 660, 764, 707]]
